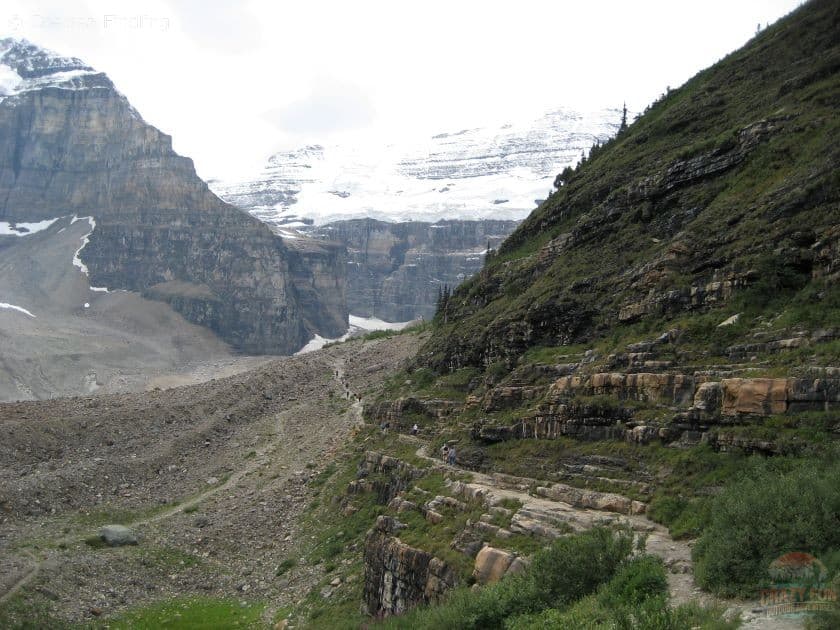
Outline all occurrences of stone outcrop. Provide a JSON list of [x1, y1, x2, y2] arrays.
[[469, 371, 840, 451], [349, 452, 423, 505], [473, 402, 633, 443], [627, 118, 784, 202], [721, 378, 840, 416], [0, 39, 346, 353], [367, 397, 463, 430], [618, 270, 758, 322], [534, 483, 646, 515], [550, 372, 696, 405], [311, 219, 518, 321], [481, 385, 547, 412], [363, 515, 457, 617]]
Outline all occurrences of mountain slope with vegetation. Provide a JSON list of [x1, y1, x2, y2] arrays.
[[276, 2, 839, 628], [421, 0, 838, 371]]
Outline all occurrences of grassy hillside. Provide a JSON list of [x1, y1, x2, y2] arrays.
[[419, 0, 839, 371]]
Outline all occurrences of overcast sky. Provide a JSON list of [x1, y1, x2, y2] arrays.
[[1, 0, 804, 181]]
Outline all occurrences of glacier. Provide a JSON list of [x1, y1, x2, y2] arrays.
[[210, 107, 622, 228]]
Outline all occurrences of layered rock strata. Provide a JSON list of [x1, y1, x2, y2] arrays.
[[0, 38, 346, 353]]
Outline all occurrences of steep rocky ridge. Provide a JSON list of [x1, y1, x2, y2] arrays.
[[310, 218, 519, 321], [0, 38, 346, 354]]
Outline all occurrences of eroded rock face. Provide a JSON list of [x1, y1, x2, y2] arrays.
[[0, 38, 346, 353], [349, 451, 423, 505], [628, 118, 784, 202], [367, 397, 463, 430], [363, 516, 457, 617], [721, 378, 840, 416], [551, 372, 696, 405], [468, 372, 840, 452], [311, 219, 518, 321], [618, 271, 758, 323]]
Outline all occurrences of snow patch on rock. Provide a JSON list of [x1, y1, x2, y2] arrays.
[[0, 302, 35, 318], [295, 314, 414, 355], [0, 218, 58, 236]]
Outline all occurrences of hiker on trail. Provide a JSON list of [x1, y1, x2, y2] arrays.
[[448, 446, 456, 465], [410, 423, 419, 435], [441, 444, 449, 462]]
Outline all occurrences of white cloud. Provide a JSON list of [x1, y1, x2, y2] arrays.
[[0, 0, 805, 181], [264, 75, 375, 136]]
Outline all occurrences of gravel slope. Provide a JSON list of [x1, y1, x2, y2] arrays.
[[0, 333, 422, 625]]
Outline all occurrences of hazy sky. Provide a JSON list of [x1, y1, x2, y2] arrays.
[[1, 0, 804, 180]]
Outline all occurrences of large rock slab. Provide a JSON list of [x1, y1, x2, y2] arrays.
[[472, 546, 515, 585]]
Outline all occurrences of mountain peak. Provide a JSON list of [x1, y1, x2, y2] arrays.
[[0, 37, 111, 97]]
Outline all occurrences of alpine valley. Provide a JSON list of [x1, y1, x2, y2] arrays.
[[0, 2, 838, 629]]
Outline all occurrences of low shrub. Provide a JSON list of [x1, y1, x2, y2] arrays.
[[693, 456, 840, 596]]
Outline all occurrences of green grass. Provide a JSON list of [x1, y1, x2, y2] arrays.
[[95, 597, 265, 629], [0, 593, 69, 630]]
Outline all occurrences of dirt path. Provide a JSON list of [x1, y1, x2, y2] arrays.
[[410, 440, 803, 629]]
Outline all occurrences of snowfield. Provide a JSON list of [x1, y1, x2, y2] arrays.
[[211, 107, 622, 229]]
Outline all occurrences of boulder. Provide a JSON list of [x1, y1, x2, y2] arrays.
[[535, 483, 637, 515], [99, 524, 138, 547], [473, 546, 515, 585]]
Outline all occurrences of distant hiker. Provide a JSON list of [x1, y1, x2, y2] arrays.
[[448, 446, 456, 465], [441, 444, 449, 462], [410, 423, 419, 436]]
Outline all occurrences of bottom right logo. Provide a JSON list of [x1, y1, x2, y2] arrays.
[[760, 552, 837, 616]]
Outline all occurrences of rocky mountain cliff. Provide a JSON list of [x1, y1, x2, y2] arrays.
[[210, 108, 622, 228], [0, 38, 347, 355], [310, 219, 519, 321]]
